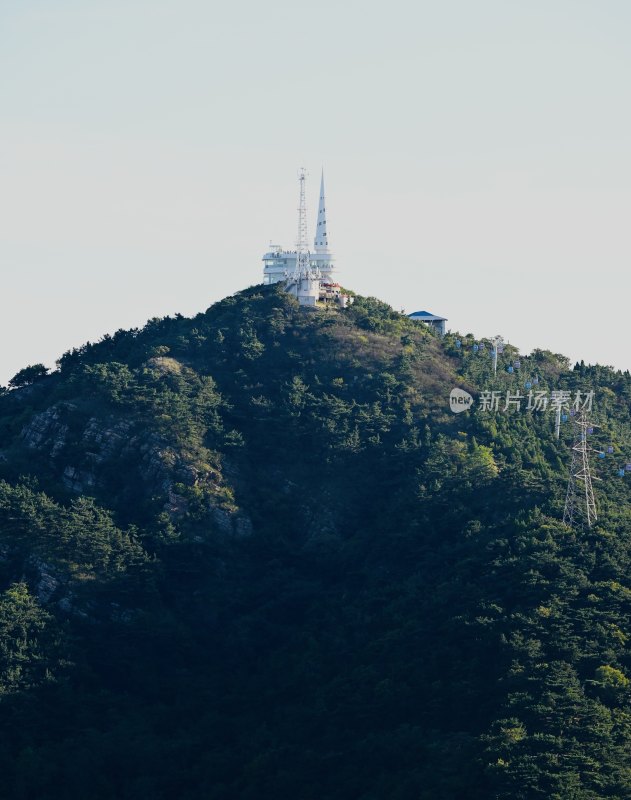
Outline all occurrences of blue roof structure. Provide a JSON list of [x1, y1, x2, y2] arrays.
[[408, 310, 447, 322]]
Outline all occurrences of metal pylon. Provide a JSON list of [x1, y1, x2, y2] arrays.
[[292, 168, 315, 282], [563, 409, 599, 528]]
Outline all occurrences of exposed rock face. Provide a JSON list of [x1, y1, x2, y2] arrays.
[[212, 507, 253, 538], [82, 418, 133, 465], [28, 557, 61, 603], [58, 594, 89, 619], [21, 404, 74, 456], [137, 435, 179, 493], [62, 465, 96, 493], [166, 487, 189, 516], [14, 401, 246, 531], [36, 572, 59, 603], [20, 408, 134, 494]]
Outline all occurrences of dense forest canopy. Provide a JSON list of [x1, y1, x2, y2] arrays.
[[0, 284, 629, 799]]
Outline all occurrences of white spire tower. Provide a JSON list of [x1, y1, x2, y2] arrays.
[[314, 170, 330, 253], [261, 167, 336, 286]]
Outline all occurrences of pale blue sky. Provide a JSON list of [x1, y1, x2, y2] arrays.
[[1, 0, 630, 384]]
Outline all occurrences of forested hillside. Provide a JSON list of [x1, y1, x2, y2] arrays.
[[0, 283, 630, 799]]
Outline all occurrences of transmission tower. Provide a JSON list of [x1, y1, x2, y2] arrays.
[[490, 335, 504, 376], [291, 168, 319, 283], [563, 409, 600, 528]]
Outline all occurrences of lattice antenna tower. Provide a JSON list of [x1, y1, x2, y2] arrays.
[[292, 168, 318, 282], [563, 409, 600, 528]]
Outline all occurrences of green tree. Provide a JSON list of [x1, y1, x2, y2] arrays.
[[0, 583, 61, 695], [8, 364, 49, 388]]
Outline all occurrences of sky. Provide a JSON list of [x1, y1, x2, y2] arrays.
[[1, 0, 630, 384]]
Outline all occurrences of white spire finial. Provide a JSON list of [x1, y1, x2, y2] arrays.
[[313, 168, 330, 253]]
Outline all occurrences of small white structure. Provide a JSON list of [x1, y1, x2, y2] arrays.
[[408, 310, 448, 336], [286, 275, 321, 307], [263, 171, 335, 286]]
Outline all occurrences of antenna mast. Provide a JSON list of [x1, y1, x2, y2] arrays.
[[563, 409, 599, 528], [293, 168, 315, 282]]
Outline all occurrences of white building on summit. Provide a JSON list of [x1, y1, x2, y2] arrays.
[[262, 170, 335, 285], [408, 310, 448, 336]]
